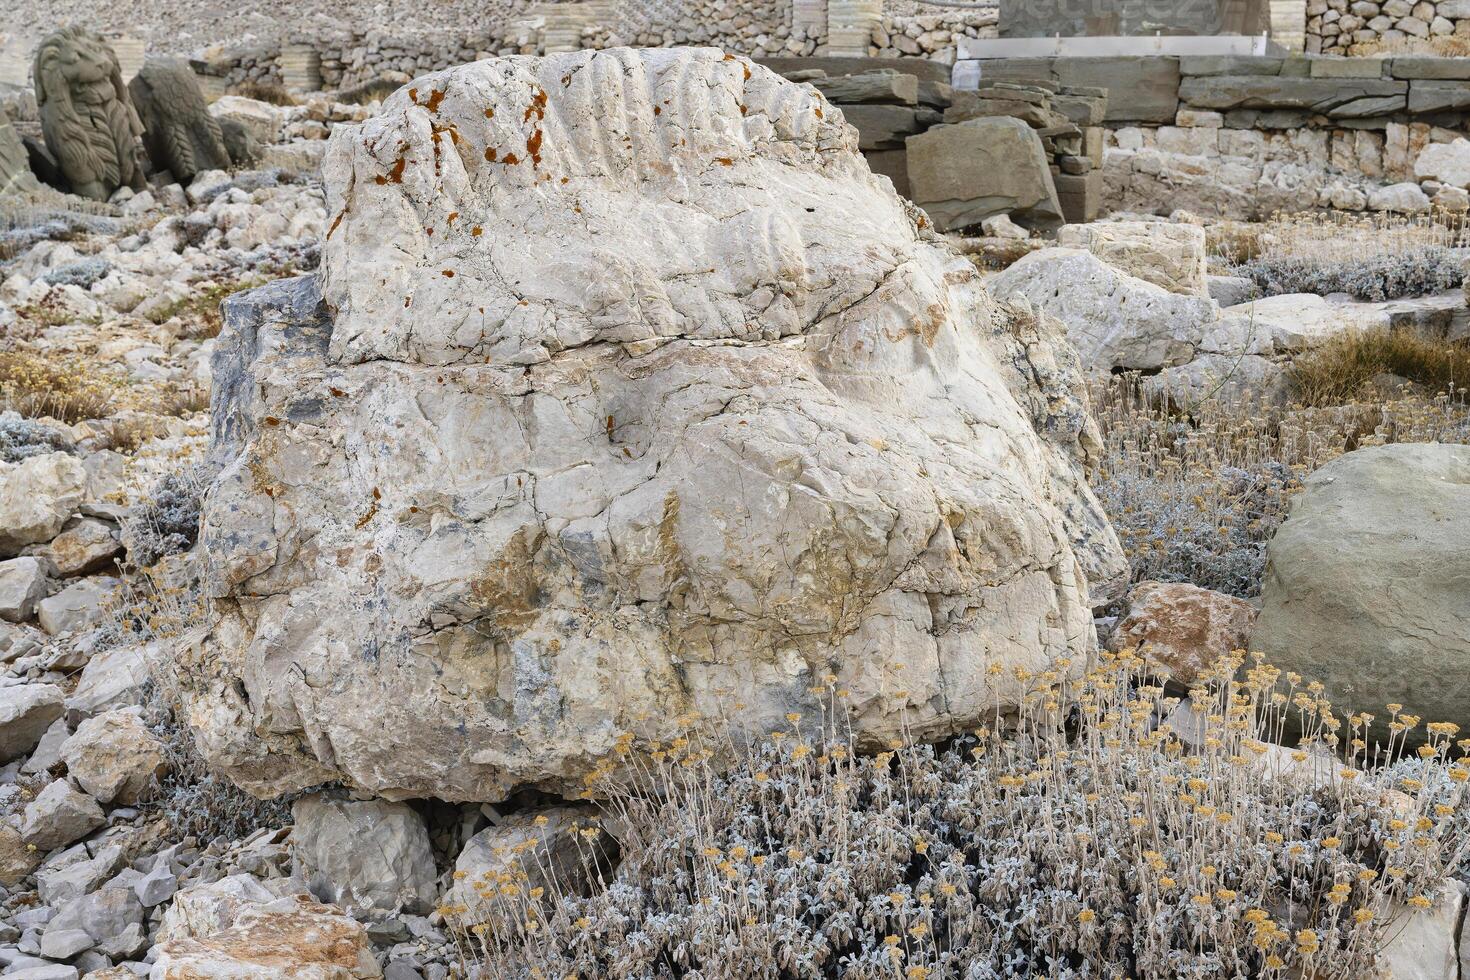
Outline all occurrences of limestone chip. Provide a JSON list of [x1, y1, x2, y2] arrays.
[[150, 894, 381, 979], [58, 707, 169, 805], [173, 48, 1123, 803], [0, 683, 65, 762], [290, 794, 437, 913]]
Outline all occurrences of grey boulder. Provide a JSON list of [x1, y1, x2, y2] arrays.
[[1252, 444, 1470, 734], [907, 117, 1063, 232], [292, 794, 436, 914]]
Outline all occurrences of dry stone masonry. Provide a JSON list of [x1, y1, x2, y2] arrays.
[[173, 46, 1125, 803]]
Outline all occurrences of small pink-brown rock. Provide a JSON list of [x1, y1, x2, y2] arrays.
[[1107, 581, 1257, 685]]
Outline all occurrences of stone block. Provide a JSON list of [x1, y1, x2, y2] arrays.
[[1392, 56, 1470, 79], [1054, 170, 1103, 223], [811, 72, 918, 105], [973, 58, 1055, 86], [1310, 56, 1389, 77], [864, 148, 910, 199], [1052, 93, 1106, 126], [945, 92, 1057, 128], [907, 117, 1064, 232], [1083, 127, 1105, 168], [1179, 55, 1285, 76], [916, 80, 953, 108], [1000, 0, 1270, 37], [1179, 75, 1405, 113], [1409, 81, 1470, 112], [758, 56, 951, 85], [838, 104, 923, 150], [1052, 57, 1181, 124]]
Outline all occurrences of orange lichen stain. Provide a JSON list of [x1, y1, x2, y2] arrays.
[[723, 53, 736, 61], [484, 147, 498, 162], [573, 205, 581, 214], [518, 300, 528, 307], [653, 105, 661, 116], [471, 226, 483, 236], [355, 503, 378, 529], [383, 155, 407, 183], [526, 129, 543, 165], [523, 87, 548, 123], [441, 269, 455, 278], [814, 106, 824, 119], [408, 87, 418, 102], [447, 211, 459, 223], [372, 487, 382, 501], [424, 89, 446, 112], [327, 208, 347, 238], [561, 72, 573, 87], [484, 107, 495, 119], [743, 64, 751, 81], [263, 416, 281, 426], [739, 104, 747, 115], [329, 387, 347, 397], [503, 152, 520, 165], [404, 296, 411, 308], [605, 415, 615, 440], [916, 215, 929, 230], [425, 227, 434, 236], [560, 176, 569, 184], [716, 157, 733, 166]]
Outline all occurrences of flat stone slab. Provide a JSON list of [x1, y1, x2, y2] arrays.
[[1179, 75, 1407, 113]]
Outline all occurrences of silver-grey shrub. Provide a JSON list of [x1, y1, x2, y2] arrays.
[[1234, 248, 1465, 302]]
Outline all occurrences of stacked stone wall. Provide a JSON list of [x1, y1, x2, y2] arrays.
[[194, 0, 1000, 92], [961, 53, 1470, 217]]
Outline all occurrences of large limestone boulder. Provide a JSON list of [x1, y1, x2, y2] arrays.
[[906, 117, 1063, 232], [1252, 444, 1470, 732], [1055, 221, 1209, 297], [172, 48, 1123, 803], [988, 248, 1219, 373]]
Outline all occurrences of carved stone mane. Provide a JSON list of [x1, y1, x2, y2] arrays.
[[33, 26, 147, 201]]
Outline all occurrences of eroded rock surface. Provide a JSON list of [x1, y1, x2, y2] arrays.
[[174, 47, 1123, 803]]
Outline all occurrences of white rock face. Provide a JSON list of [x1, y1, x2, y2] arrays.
[[176, 48, 1123, 803], [0, 453, 87, 557], [1055, 221, 1209, 296], [987, 248, 1219, 373], [1221, 293, 1390, 352]]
